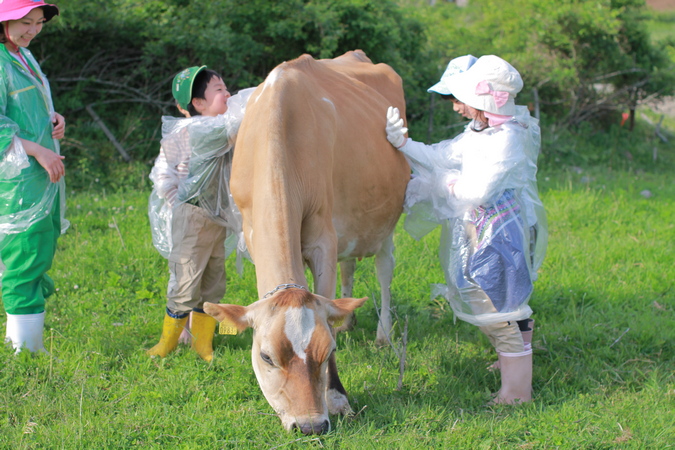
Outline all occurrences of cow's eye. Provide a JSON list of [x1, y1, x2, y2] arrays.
[[260, 352, 274, 366]]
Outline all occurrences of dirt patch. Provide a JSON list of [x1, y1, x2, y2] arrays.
[[646, 0, 675, 11]]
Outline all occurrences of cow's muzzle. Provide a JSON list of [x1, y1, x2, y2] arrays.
[[292, 419, 330, 435]]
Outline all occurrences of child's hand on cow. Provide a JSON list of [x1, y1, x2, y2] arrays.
[[385, 106, 408, 148]]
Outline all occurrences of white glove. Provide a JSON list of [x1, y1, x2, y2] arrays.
[[444, 170, 460, 196], [386, 106, 408, 148]]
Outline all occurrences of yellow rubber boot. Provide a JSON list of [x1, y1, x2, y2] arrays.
[[191, 311, 217, 362], [147, 314, 189, 358]]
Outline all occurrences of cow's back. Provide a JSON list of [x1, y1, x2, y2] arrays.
[[231, 52, 409, 290]]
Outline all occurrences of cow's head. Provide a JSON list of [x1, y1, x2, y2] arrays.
[[204, 289, 366, 434]]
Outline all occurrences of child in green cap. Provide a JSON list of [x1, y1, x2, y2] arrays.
[[147, 66, 254, 361]]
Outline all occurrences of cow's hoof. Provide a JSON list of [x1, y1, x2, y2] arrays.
[[375, 337, 389, 348], [326, 389, 354, 415]]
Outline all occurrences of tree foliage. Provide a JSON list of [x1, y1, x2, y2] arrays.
[[39, 0, 428, 111], [414, 0, 674, 127], [23, 0, 674, 188], [31, 0, 429, 186]]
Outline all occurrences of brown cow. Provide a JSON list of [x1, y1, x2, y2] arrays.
[[204, 50, 410, 434]]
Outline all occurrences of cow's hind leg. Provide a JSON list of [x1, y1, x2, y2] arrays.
[[333, 260, 357, 332], [340, 259, 356, 298], [375, 233, 395, 347]]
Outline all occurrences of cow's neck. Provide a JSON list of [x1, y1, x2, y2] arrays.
[[251, 192, 308, 297]]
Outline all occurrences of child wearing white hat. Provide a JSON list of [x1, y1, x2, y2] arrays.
[[386, 55, 548, 404]]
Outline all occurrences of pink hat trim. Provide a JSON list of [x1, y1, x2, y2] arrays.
[[475, 80, 510, 108], [0, 0, 58, 23]]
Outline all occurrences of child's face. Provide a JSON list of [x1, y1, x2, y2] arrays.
[[452, 99, 486, 122], [4, 8, 46, 49], [193, 76, 231, 117], [451, 99, 473, 120]]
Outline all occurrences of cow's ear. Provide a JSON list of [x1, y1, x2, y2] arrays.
[[327, 297, 368, 322], [203, 302, 251, 332]]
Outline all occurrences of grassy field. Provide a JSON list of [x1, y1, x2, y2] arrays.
[[0, 165, 673, 449]]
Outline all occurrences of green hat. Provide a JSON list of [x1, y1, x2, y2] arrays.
[[172, 65, 207, 110]]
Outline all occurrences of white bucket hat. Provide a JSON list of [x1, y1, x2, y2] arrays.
[[427, 54, 477, 95], [444, 55, 523, 116]]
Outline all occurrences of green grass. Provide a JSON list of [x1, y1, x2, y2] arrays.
[[644, 8, 675, 44], [0, 167, 674, 448]]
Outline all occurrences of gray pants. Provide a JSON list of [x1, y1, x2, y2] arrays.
[[167, 202, 227, 315]]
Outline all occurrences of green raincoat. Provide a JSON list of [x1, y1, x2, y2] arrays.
[[0, 44, 68, 315]]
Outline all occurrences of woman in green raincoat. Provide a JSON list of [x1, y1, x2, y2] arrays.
[[0, 0, 68, 353]]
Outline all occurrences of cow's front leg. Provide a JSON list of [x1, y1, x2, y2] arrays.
[[325, 330, 354, 416], [304, 226, 354, 415]]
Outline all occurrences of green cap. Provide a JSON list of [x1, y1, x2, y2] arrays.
[[172, 65, 207, 110]]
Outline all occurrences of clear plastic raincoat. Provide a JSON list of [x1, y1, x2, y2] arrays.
[[402, 106, 547, 326], [0, 45, 68, 313], [148, 87, 255, 260]]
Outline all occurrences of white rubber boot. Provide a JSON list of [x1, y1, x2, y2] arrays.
[[491, 350, 532, 405], [488, 319, 534, 371], [5, 312, 46, 354]]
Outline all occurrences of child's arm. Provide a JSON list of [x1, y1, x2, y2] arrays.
[[149, 146, 180, 207], [385, 106, 456, 172], [188, 87, 257, 159], [0, 101, 30, 179], [21, 138, 65, 183]]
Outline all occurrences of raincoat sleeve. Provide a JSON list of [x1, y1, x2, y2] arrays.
[[181, 87, 256, 203], [187, 86, 255, 156], [148, 117, 191, 259], [398, 138, 455, 173], [398, 137, 463, 239], [227, 87, 255, 134], [149, 145, 179, 207], [0, 72, 29, 178], [0, 136, 30, 179], [148, 144, 179, 259]]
